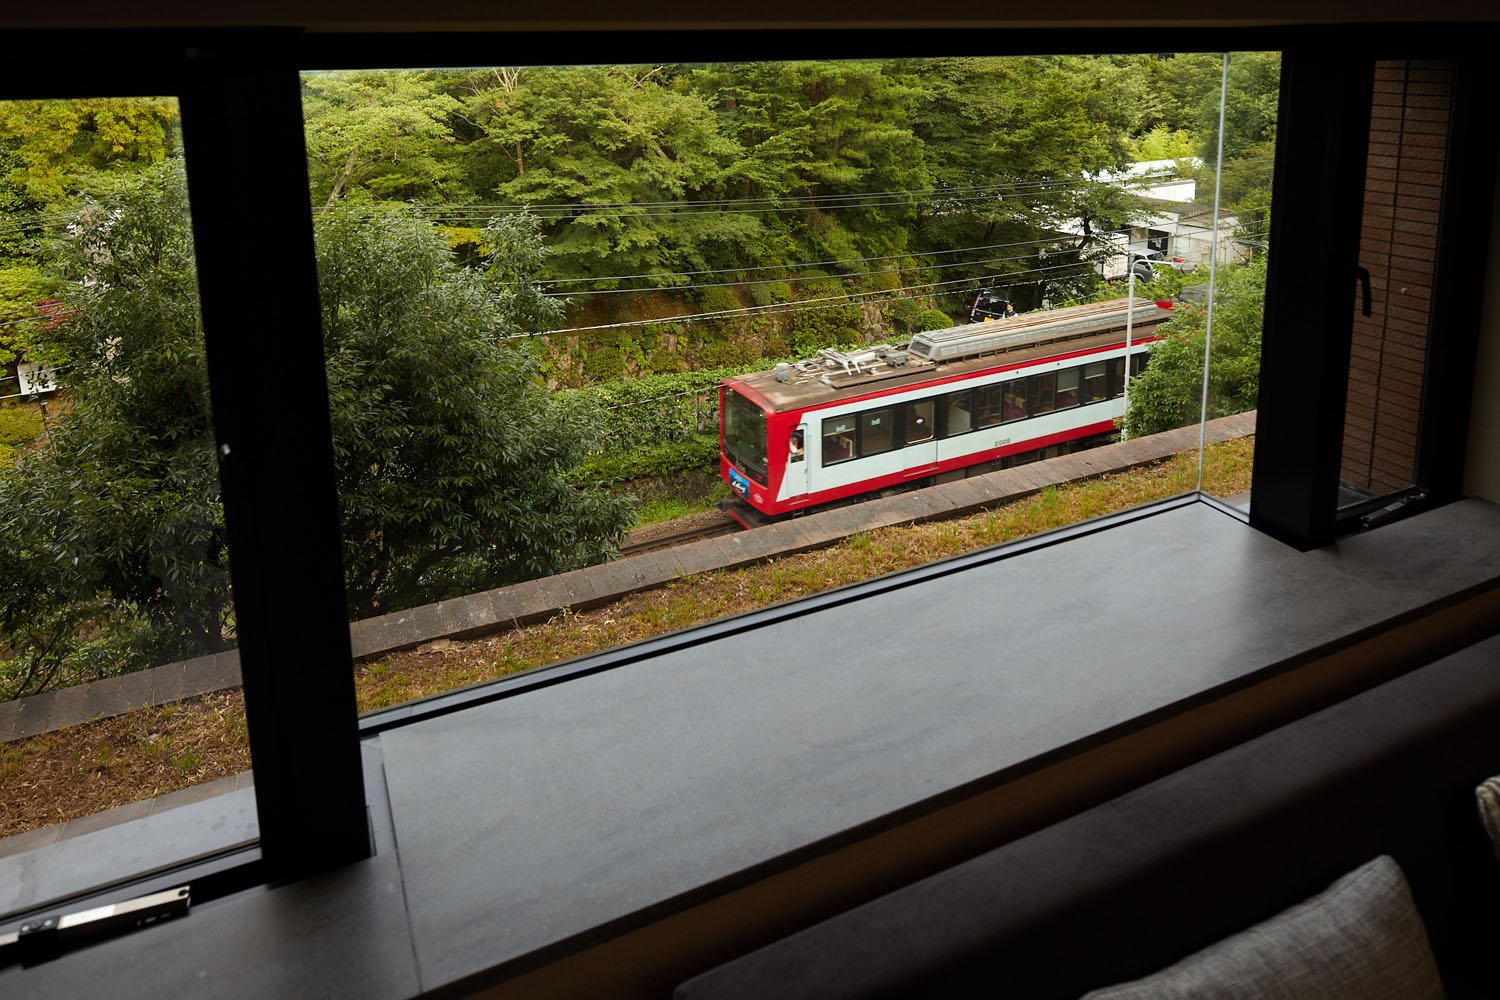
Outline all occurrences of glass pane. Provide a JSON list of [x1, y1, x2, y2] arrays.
[[823, 416, 856, 464], [1055, 367, 1081, 409], [943, 391, 972, 436], [300, 53, 1272, 712], [905, 400, 935, 444], [1119, 52, 1276, 509], [976, 384, 1004, 428], [1082, 362, 1107, 404], [0, 98, 254, 899], [1002, 380, 1028, 423], [1031, 373, 1057, 415], [861, 408, 894, 454]]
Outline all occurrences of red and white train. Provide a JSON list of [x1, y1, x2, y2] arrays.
[[719, 297, 1170, 522]]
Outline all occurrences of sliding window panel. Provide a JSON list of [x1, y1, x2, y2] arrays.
[[1338, 60, 1453, 517], [0, 94, 261, 914], [1255, 46, 1497, 547]]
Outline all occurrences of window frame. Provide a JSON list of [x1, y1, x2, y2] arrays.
[[2, 20, 1491, 921]]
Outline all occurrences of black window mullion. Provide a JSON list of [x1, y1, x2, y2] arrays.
[[179, 32, 371, 880], [1415, 55, 1499, 504], [1250, 46, 1374, 550]]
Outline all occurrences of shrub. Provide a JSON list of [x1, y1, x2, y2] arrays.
[[582, 346, 627, 382], [567, 435, 721, 485], [888, 298, 925, 333], [749, 280, 793, 306], [0, 404, 43, 466], [696, 285, 743, 314], [918, 308, 954, 331]]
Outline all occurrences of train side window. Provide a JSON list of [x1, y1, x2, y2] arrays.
[[905, 400, 935, 445], [1131, 352, 1148, 377], [1082, 361, 1107, 404], [822, 416, 857, 465], [861, 408, 894, 455], [943, 391, 973, 436], [1001, 378, 1027, 423], [1106, 357, 1125, 398], [1055, 368, 1080, 409], [1031, 373, 1057, 415], [975, 384, 1003, 428]]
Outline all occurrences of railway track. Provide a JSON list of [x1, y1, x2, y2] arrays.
[[619, 513, 741, 557]]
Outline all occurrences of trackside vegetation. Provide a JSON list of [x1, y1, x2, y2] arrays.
[[0, 435, 1253, 837]]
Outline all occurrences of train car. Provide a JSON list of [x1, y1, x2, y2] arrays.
[[719, 297, 1170, 522]]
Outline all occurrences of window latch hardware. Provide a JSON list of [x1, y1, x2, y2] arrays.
[[0, 884, 190, 966]]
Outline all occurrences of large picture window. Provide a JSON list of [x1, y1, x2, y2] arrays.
[[0, 36, 1314, 943]]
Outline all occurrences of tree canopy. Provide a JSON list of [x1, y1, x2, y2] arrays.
[[0, 165, 630, 697], [299, 54, 1275, 367], [1123, 255, 1266, 439], [316, 207, 631, 616]]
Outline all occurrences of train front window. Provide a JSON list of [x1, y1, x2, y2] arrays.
[[724, 390, 769, 481]]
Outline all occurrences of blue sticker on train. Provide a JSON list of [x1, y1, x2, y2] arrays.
[[728, 466, 750, 498]]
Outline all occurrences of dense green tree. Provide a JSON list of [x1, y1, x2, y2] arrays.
[[316, 207, 631, 615], [688, 61, 930, 260], [0, 97, 180, 362], [463, 65, 752, 281], [1129, 52, 1224, 139], [1123, 254, 1266, 438], [1198, 52, 1280, 168], [905, 56, 1144, 308], [0, 166, 227, 699], [302, 70, 463, 208], [0, 264, 61, 366], [0, 98, 179, 206], [0, 166, 630, 698]]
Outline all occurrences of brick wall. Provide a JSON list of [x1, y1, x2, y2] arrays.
[[1340, 60, 1453, 499]]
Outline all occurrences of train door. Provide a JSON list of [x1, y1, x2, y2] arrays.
[[902, 400, 939, 478], [786, 422, 810, 501]]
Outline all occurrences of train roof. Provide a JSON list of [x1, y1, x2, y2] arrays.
[[727, 297, 1171, 412]]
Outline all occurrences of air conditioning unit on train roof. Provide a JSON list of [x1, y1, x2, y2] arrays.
[[906, 297, 1166, 364]]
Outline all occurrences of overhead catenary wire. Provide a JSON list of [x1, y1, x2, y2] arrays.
[[529, 235, 1082, 287], [530, 260, 1099, 338], [309, 170, 1220, 225], [546, 243, 1102, 298]]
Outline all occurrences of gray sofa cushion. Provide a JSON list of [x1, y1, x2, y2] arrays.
[[1478, 777, 1500, 869], [1082, 855, 1443, 1000]]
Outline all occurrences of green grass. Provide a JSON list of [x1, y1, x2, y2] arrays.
[[631, 481, 732, 528]]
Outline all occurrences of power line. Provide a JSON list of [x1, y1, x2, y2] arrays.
[[531, 235, 1075, 287], [319, 173, 1190, 224], [328, 175, 1151, 217], [533, 260, 1097, 337], [548, 243, 1098, 299]]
